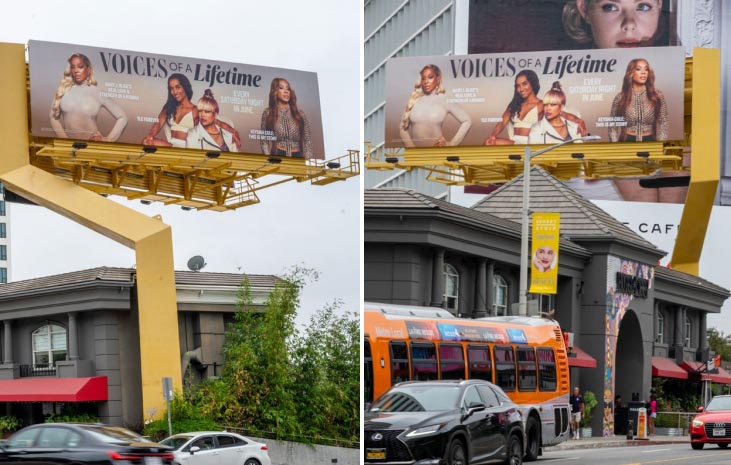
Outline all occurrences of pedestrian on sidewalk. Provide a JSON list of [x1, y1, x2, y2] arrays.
[[649, 394, 658, 436], [570, 386, 584, 439]]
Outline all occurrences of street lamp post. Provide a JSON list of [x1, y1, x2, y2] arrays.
[[517, 135, 601, 316]]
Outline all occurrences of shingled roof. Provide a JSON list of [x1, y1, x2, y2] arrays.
[[471, 166, 664, 254], [654, 265, 730, 297], [0, 267, 278, 299], [365, 187, 590, 255]]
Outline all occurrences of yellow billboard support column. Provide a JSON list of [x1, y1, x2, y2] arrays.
[[0, 42, 181, 420], [671, 48, 721, 275]]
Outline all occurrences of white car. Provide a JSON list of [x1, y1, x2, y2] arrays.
[[160, 431, 271, 465]]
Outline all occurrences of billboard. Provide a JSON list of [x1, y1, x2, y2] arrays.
[[385, 47, 684, 149], [468, 0, 678, 54], [29, 40, 325, 159]]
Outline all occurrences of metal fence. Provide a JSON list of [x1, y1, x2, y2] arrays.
[[18, 365, 56, 377]]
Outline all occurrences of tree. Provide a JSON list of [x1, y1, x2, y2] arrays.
[[708, 328, 731, 362], [291, 301, 360, 442], [192, 266, 359, 443]]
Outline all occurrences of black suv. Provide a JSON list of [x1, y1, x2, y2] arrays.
[[364, 380, 524, 465]]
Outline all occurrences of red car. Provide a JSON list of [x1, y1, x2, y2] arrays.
[[690, 395, 731, 449]]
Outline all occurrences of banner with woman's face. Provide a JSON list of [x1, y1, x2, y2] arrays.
[[468, 0, 678, 54], [29, 40, 325, 159], [384, 46, 684, 148]]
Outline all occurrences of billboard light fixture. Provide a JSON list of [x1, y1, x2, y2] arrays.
[[446, 156, 460, 162], [71, 141, 87, 156], [327, 162, 341, 169], [508, 154, 521, 161], [140, 200, 152, 205], [267, 156, 282, 164], [571, 153, 585, 159], [181, 206, 194, 211], [206, 151, 220, 159], [142, 146, 157, 154], [636, 151, 650, 158], [385, 157, 399, 164]]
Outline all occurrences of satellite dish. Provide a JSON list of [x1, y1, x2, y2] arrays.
[[187, 255, 207, 272]]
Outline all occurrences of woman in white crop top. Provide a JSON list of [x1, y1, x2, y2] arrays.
[[49, 53, 128, 142], [399, 64, 472, 147], [142, 73, 239, 149], [485, 70, 585, 146]]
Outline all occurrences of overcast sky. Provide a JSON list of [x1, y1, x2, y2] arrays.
[[1, 0, 361, 327]]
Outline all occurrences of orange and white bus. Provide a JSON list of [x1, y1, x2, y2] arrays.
[[364, 302, 572, 458]]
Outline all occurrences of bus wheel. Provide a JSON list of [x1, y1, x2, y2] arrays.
[[524, 416, 540, 461], [447, 439, 467, 465]]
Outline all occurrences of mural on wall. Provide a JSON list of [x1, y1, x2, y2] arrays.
[[602, 256, 654, 436]]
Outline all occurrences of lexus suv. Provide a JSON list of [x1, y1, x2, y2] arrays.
[[364, 379, 524, 465]]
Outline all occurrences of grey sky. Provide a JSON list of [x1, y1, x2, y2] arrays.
[[1, 0, 361, 326]]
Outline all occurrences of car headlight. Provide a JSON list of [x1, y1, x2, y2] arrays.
[[692, 419, 704, 427], [406, 423, 444, 437]]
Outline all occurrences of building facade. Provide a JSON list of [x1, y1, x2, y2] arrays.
[[0, 267, 276, 428], [364, 168, 730, 436]]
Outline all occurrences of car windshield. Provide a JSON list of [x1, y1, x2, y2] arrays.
[[706, 397, 731, 411], [370, 385, 461, 412], [160, 435, 194, 450]]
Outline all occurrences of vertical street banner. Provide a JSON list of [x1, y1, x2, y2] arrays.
[[530, 212, 560, 294], [28, 40, 325, 159]]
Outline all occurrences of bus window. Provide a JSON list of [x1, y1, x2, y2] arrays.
[[517, 347, 537, 391], [389, 341, 410, 385], [494, 346, 516, 392], [438, 344, 465, 380], [410, 342, 438, 381], [467, 345, 492, 382], [537, 347, 558, 391], [365, 338, 374, 402]]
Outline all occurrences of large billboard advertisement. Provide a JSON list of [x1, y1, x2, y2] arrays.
[[384, 47, 684, 149], [29, 40, 325, 159], [468, 0, 678, 54]]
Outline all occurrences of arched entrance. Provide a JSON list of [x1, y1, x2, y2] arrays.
[[615, 309, 644, 403]]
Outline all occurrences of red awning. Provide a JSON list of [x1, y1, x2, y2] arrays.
[[651, 356, 688, 379], [567, 345, 597, 368], [680, 361, 731, 384], [0, 376, 107, 402]]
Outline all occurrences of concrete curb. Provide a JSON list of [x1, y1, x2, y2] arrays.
[[550, 437, 690, 451]]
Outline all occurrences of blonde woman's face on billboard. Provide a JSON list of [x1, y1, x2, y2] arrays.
[[582, 0, 662, 49]]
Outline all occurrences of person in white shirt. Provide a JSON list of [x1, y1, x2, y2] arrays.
[[49, 53, 127, 142], [399, 64, 472, 147]]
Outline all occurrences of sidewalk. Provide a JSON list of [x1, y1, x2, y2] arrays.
[[551, 434, 689, 451]]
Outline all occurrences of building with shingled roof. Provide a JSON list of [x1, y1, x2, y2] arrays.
[[365, 167, 730, 437]]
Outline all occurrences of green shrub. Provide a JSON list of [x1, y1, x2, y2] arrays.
[[581, 390, 598, 427], [45, 413, 99, 423], [143, 418, 219, 442], [0, 415, 21, 433]]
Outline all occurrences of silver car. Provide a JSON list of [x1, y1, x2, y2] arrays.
[[160, 431, 271, 465]]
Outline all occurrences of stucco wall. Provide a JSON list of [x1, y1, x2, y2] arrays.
[[249, 437, 358, 465]]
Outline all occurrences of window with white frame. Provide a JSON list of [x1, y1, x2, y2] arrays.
[[443, 263, 459, 311], [684, 316, 692, 347], [656, 311, 665, 343], [493, 274, 508, 316], [32, 324, 67, 368]]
